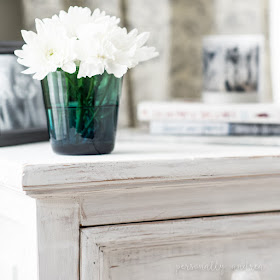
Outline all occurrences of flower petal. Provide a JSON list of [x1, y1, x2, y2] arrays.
[[78, 62, 104, 78], [35, 18, 45, 34], [134, 47, 159, 63], [128, 28, 138, 38], [21, 30, 36, 44], [17, 58, 31, 67], [136, 32, 150, 47], [61, 62, 76, 74], [14, 49, 25, 58], [106, 62, 127, 78], [22, 68, 36, 74], [33, 71, 48, 80]]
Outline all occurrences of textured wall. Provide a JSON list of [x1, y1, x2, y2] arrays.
[[22, 0, 65, 30], [214, 0, 265, 34], [170, 0, 215, 100], [0, 0, 23, 40], [125, 0, 171, 125]]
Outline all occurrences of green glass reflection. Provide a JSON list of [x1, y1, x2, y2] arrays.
[[41, 69, 122, 155]]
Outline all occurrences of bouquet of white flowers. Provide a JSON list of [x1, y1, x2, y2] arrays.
[[14, 6, 158, 155], [15, 6, 158, 80]]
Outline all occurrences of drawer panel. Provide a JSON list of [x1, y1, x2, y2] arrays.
[[80, 175, 280, 226], [81, 213, 280, 280]]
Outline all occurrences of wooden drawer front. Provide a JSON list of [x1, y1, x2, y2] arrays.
[[81, 213, 280, 280], [80, 175, 280, 227]]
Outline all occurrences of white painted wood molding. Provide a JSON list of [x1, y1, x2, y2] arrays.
[[1, 130, 280, 225], [1, 130, 280, 280], [36, 199, 80, 280], [1, 131, 280, 198]]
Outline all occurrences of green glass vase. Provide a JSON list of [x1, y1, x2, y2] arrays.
[[41, 70, 122, 155]]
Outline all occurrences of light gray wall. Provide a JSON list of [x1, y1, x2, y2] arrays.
[[0, 0, 23, 40]]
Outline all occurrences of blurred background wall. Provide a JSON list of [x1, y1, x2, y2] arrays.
[[0, 0, 271, 126], [0, 0, 23, 40]]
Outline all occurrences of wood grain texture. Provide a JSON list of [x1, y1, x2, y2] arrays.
[[1, 131, 280, 279], [20, 152, 280, 196], [1, 131, 280, 196], [36, 198, 80, 280], [81, 213, 280, 280], [79, 174, 280, 226]]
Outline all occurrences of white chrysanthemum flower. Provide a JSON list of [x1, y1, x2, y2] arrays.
[[110, 28, 159, 69], [92, 8, 120, 26], [15, 16, 76, 80], [15, 6, 158, 80], [76, 23, 159, 78], [59, 6, 120, 39]]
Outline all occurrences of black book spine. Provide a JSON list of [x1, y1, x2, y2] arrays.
[[229, 123, 280, 135]]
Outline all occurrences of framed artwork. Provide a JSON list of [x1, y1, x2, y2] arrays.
[[0, 41, 48, 146], [202, 35, 264, 104]]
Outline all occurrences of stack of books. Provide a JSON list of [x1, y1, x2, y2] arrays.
[[138, 102, 280, 136]]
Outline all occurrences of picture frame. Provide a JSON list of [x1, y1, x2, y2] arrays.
[[0, 41, 49, 147], [202, 35, 265, 104]]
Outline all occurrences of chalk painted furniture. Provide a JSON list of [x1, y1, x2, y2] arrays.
[[1, 131, 280, 280]]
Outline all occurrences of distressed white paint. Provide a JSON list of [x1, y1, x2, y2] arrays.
[[36, 198, 80, 280], [79, 174, 280, 226], [0, 132, 280, 195], [81, 213, 280, 280], [1, 131, 280, 279]]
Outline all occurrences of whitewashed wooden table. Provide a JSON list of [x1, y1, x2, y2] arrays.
[[1, 131, 280, 280]]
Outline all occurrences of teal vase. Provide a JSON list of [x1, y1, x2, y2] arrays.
[[41, 70, 122, 155]]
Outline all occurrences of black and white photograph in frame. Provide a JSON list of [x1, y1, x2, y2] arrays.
[[202, 35, 264, 103], [0, 41, 48, 146]]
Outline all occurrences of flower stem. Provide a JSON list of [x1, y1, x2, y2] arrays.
[[81, 76, 111, 135], [76, 80, 84, 133], [87, 77, 95, 103], [65, 74, 76, 88]]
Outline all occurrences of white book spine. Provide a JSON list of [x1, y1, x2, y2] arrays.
[[150, 121, 280, 136], [150, 121, 229, 135], [138, 102, 280, 124]]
